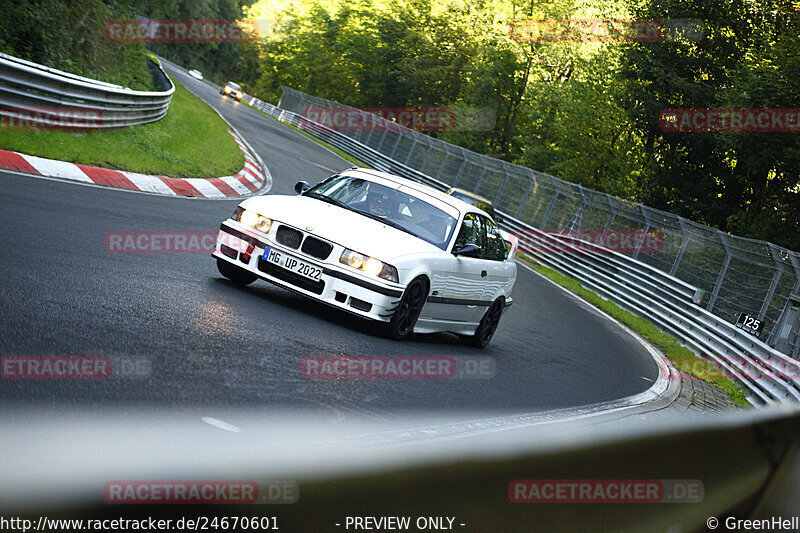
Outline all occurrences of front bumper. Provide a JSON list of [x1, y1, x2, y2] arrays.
[[213, 221, 405, 322]]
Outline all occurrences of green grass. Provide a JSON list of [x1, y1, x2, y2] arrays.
[[248, 102, 371, 169], [519, 255, 750, 407], [0, 75, 243, 178]]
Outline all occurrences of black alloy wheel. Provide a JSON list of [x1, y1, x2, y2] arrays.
[[387, 278, 428, 340], [466, 298, 503, 348]]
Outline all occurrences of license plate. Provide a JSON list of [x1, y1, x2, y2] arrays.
[[262, 247, 322, 282]]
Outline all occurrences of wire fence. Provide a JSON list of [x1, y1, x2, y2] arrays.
[[278, 86, 800, 359]]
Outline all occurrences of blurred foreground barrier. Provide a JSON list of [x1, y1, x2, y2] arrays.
[[2, 407, 800, 527]]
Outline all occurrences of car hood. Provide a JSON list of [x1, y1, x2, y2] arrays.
[[241, 195, 443, 261]]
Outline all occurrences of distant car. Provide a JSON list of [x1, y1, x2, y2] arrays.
[[221, 81, 243, 101], [213, 168, 517, 347], [446, 187, 517, 259], [188, 69, 203, 80]]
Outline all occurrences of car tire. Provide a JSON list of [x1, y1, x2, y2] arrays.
[[386, 277, 428, 340], [464, 298, 503, 349], [217, 258, 258, 285]]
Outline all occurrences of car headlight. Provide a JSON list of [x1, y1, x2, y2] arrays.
[[233, 206, 272, 233], [340, 249, 398, 282], [236, 92, 243, 98]]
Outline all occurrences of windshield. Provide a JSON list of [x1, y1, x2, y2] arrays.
[[306, 175, 457, 249]]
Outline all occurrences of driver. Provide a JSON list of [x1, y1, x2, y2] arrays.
[[366, 190, 392, 217]]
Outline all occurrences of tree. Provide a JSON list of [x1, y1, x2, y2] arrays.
[[621, 0, 800, 249]]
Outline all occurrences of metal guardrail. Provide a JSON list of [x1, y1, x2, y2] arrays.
[[0, 52, 174, 129], [511, 226, 800, 406], [246, 95, 800, 405]]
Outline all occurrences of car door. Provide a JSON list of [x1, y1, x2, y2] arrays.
[[433, 212, 491, 324]]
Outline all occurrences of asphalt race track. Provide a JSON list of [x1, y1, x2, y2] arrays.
[[0, 65, 658, 420]]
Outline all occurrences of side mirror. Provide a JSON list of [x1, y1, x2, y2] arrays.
[[295, 181, 311, 194], [453, 243, 480, 256]]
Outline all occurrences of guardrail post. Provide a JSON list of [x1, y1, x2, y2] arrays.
[[389, 133, 403, 159], [404, 137, 420, 166], [706, 234, 732, 313], [434, 148, 451, 181], [760, 245, 785, 322], [603, 196, 618, 231], [539, 176, 560, 230], [452, 151, 469, 187], [633, 206, 652, 259], [473, 165, 488, 192], [360, 114, 377, 146], [418, 138, 435, 173], [515, 170, 536, 219], [566, 185, 587, 232], [495, 162, 513, 205], [760, 269, 782, 320], [670, 220, 690, 276], [376, 128, 390, 152]]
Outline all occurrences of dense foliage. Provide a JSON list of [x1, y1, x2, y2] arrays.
[[0, 0, 252, 89], [138, 0, 253, 84], [0, 0, 155, 89], [622, 0, 800, 248]]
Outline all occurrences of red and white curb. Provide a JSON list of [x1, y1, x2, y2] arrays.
[[0, 129, 270, 198]]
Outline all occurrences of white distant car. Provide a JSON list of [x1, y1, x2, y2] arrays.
[[212, 168, 517, 347], [188, 69, 203, 80]]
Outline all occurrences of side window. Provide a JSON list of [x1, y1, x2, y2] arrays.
[[482, 216, 507, 261], [454, 213, 485, 253]]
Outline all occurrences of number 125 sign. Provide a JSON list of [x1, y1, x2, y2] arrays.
[[736, 312, 765, 338]]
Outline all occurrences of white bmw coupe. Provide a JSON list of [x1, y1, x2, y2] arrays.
[[213, 168, 517, 347]]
